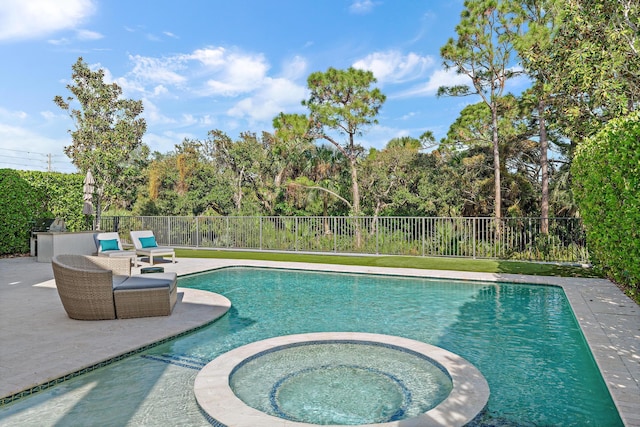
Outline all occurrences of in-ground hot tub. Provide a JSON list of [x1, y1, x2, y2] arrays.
[[194, 332, 489, 427]]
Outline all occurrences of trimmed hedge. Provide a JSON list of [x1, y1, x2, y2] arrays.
[[0, 170, 44, 254], [572, 112, 640, 295], [0, 169, 89, 255]]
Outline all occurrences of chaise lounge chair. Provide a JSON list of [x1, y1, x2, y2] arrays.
[[51, 254, 177, 320], [130, 230, 176, 266], [95, 232, 139, 266]]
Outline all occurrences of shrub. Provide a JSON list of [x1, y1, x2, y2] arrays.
[[0, 169, 45, 254], [572, 112, 640, 297], [0, 169, 89, 255]]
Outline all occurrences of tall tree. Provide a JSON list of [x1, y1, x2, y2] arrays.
[[508, 0, 560, 232], [54, 57, 146, 228], [439, 0, 520, 220], [302, 67, 386, 218]]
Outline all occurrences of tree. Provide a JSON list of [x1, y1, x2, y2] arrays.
[[207, 130, 269, 215], [303, 67, 386, 217], [508, 0, 561, 232], [441, 95, 539, 217], [54, 57, 147, 228], [439, 0, 521, 220], [546, 0, 639, 142]]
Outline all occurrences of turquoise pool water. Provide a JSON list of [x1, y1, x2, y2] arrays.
[[0, 267, 622, 426]]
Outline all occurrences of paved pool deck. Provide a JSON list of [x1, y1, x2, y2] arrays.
[[0, 256, 638, 425]]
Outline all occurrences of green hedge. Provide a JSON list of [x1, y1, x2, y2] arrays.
[[0, 170, 45, 254], [0, 169, 89, 255], [572, 112, 640, 296]]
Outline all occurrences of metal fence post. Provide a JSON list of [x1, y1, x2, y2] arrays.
[[473, 218, 476, 259], [260, 216, 263, 250], [333, 217, 337, 253]]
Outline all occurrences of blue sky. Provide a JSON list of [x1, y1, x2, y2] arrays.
[[0, 0, 527, 173]]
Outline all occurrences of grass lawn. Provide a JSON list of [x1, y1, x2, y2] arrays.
[[175, 248, 601, 278]]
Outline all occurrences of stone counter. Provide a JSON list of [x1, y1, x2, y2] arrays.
[[34, 231, 97, 263]]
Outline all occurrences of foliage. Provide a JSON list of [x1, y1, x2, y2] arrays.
[[0, 170, 43, 254], [572, 111, 640, 296], [439, 0, 522, 219], [54, 57, 147, 224], [0, 170, 88, 255], [546, 0, 640, 142], [19, 171, 88, 232], [303, 67, 386, 216]]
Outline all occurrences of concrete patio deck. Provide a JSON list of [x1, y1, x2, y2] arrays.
[[0, 256, 638, 425]]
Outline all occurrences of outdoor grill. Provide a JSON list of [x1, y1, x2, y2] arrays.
[[30, 218, 55, 256]]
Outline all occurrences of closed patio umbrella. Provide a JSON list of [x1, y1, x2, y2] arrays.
[[83, 169, 95, 215]]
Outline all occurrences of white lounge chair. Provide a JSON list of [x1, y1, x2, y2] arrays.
[[130, 230, 176, 266], [95, 232, 139, 266]]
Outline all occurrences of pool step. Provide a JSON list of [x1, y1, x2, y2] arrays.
[[141, 353, 208, 370]]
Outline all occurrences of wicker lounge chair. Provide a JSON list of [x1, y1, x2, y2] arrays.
[[130, 230, 176, 266], [95, 232, 139, 266], [51, 255, 177, 320]]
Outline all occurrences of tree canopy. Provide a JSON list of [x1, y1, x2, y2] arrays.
[[54, 57, 147, 225]]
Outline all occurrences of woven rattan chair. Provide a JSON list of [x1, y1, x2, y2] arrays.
[[52, 255, 177, 320], [52, 255, 131, 320]]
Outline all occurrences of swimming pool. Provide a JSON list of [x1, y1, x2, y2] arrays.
[[0, 267, 622, 426]]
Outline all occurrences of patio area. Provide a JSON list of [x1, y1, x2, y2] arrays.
[[0, 256, 638, 425]]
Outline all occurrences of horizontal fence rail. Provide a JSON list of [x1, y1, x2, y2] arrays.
[[100, 216, 588, 263]]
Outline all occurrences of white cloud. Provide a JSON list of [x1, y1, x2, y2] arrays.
[[142, 98, 176, 125], [281, 55, 307, 80], [197, 49, 270, 96], [0, 0, 95, 41], [227, 78, 306, 122], [349, 0, 377, 14], [353, 51, 434, 84], [47, 38, 70, 46], [76, 28, 103, 40], [396, 68, 472, 98], [128, 54, 187, 86]]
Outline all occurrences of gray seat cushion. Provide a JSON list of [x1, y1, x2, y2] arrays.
[[113, 272, 177, 291]]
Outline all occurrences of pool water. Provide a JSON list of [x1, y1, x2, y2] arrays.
[[0, 267, 623, 426], [229, 342, 453, 424]]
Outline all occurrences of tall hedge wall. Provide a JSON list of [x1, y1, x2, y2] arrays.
[[0, 169, 88, 255], [572, 111, 640, 295]]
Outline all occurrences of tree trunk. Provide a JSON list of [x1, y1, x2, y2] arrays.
[[350, 152, 362, 248], [95, 197, 101, 231], [539, 99, 549, 234], [491, 106, 501, 220]]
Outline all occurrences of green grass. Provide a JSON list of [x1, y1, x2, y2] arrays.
[[175, 248, 601, 278]]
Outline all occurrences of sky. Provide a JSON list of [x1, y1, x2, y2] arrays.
[[0, 0, 528, 174]]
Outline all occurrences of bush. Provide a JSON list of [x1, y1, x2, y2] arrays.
[[0, 170, 45, 254], [572, 112, 640, 297], [19, 171, 88, 232], [0, 169, 89, 255]]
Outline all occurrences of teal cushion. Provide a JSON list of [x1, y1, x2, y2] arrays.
[[139, 236, 158, 248], [100, 239, 119, 251]]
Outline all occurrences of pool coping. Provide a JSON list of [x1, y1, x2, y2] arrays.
[[195, 332, 490, 427], [1, 257, 638, 426]]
